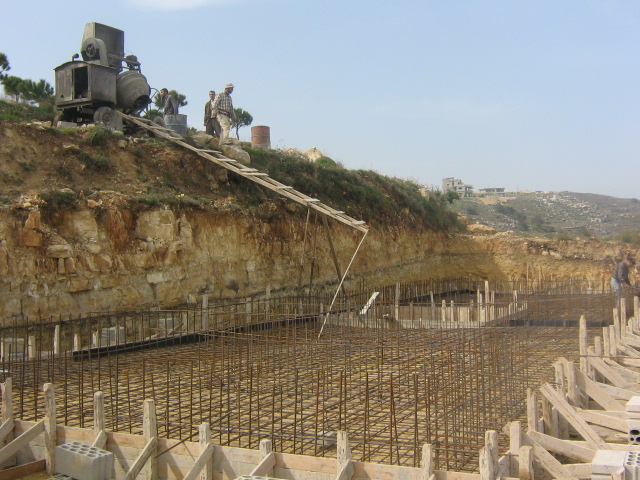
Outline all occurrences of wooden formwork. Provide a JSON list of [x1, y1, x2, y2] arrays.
[[0, 377, 526, 480], [0, 294, 637, 480]]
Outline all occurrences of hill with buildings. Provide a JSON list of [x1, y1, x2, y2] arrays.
[[451, 190, 640, 241]]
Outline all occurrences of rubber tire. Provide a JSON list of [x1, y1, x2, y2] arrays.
[[93, 106, 121, 130]]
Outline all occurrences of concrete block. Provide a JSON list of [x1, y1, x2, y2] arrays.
[[627, 397, 640, 412], [235, 476, 288, 480], [55, 441, 113, 480], [157, 317, 176, 331], [592, 449, 627, 474], [1, 338, 25, 362], [315, 430, 337, 449], [56, 121, 78, 129], [93, 327, 125, 347], [592, 475, 613, 480], [626, 451, 640, 480]]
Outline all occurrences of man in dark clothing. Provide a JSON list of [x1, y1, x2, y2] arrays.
[[160, 88, 178, 116], [611, 256, 636, 310], [204, 90, 220, 137]]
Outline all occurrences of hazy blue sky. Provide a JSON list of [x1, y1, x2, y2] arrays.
[[2, 0, 638, 198]]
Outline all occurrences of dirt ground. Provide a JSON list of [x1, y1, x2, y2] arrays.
[[0, 121, 231, 206]]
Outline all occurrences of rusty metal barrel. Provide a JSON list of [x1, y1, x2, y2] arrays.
[[251, 125, 271, 149]]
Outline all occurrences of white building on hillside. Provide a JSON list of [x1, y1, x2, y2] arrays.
[[442, 177, 473, 197]]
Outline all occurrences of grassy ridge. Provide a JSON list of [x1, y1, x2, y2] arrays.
[[244, 147, 461, 230], [0, 99, 54, 122]]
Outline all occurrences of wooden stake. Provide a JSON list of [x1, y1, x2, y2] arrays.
[[421, 444, 434, 480], [336, 431, 353, 480], [93, 391, 106, 449], [43, 383, 56, 475], [200, 423, 213, 480], [526, 388, 538, 433], [508, 421, 521, 477], [0, 379, 14, 468], [142, 399, 157, 480], [518, 445, 533, 480], [579, 316, 587, 373]]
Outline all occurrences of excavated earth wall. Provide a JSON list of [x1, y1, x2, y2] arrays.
[[0, 201, 637, 322], [0, 121, 637, 322]]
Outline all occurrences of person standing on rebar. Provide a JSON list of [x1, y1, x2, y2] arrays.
[[160, 88, 178, 116], [611, 256, 636, 310], [203, 90, 220, 137], [212, 83, 237, 144]]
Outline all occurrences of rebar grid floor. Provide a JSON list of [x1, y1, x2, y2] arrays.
[[3, 322, 586, 471]]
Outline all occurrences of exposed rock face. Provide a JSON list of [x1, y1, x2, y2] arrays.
[[467, 223, 497, 235], [303, 147, 323, 161], [1, 202, 637, 322]]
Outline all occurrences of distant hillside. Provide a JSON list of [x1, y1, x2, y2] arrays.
[[451, 191, 640, 241]]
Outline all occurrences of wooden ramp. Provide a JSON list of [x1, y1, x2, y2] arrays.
[[117, 113, 368, 234]]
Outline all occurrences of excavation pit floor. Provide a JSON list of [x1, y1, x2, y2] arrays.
[[3, 322, 587, 471]]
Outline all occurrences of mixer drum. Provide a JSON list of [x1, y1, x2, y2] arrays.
[[116, 70, 151, 112]]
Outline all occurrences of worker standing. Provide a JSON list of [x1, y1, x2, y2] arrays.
[[204, 90, 220, 137], [212, 83, 237, 144], [611, 256, 636, 311], [160, 88, 178, 116]]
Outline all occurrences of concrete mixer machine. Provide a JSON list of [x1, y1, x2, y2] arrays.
[[54, 22, 152, 130]]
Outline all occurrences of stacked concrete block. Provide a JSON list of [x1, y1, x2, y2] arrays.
[[55, 441, 113, 480], [627, 397, 640, 445], [592, 450, 640, 480], [592, 450, 627, 480], [627, 452, 640, 480]]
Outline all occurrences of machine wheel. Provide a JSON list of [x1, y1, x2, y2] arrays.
[[151, 116, 166, 137], [93, 106, 122, 131]]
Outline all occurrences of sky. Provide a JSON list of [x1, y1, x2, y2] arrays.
[[1, 0, 639, 199]]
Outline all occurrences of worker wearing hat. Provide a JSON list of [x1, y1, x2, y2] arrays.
[[212, 83, 237, 144], [611, 256, 637, 311]]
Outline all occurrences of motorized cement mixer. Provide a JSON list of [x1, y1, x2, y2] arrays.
[[54, 22, 151, 130]]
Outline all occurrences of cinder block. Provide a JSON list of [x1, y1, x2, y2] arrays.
[[55, 121, 78, 129], [627, 451, 640, 480], [592, 475, 613, 480], [627, 397, 640, 412], [55, 441, 113, 480], [1, 338, 25, 361], [315, 430, 337, 449], [93, 327, 125, 347], [156, 317, 176, 332], [592, 475, 612, 480], [592, 449, 627, 474], [629, 426, 640, 445], [235, 476, 288, 480]]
